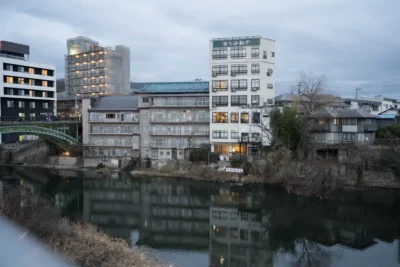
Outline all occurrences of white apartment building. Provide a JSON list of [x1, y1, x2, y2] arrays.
[[65, 36, 130, 96], [0, 41, 56, 143], [209, 36, 275, 157]]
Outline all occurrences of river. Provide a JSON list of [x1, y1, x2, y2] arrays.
[[1, 166, 400, 267]]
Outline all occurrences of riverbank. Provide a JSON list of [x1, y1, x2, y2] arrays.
[[0, 186, 163, 267]]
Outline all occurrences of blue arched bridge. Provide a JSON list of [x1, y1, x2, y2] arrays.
[[0, 117, 82, 145]]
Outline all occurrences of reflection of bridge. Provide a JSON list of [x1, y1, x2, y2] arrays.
[[0, 117, 82, 145]]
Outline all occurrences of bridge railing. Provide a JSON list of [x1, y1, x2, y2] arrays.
[[0, 116, 81, 123]]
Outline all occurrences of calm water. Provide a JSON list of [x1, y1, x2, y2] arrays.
[[1, 166, 400, 267]]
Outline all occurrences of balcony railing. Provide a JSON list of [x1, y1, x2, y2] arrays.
[[150, 117, 209, 123], [362, 123, 378, 132], [150, 131, 209, 136], [150, 102, 209, 107], [150, 141, 209, 148]]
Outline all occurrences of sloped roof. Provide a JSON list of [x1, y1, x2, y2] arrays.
[[378, 107, 400, 115], [310, 107, 378, 119], [133, 81, 209, 94], [275, 93, 344, 104], [90, 95, 138, 111]]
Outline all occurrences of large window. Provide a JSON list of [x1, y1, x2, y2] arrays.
[[212, 80, 228, 91], [29, 102, 35, 108], [18, 101, 25, 108], [251, 47, 259, 58], [42, 80, 48, 87], [5, 77, 13, 83], [231, 112, 239, 123], [251, 63, 260, 74], [212, 65, 228, 76], [343, 118, 357, 125], [251, 79, 260, 90], [231, 64, 247, 75], [231, 95, 247, 106], [212, 130, 228, 139], [42, 69, 48, 76], [252, 112, 261, 123], [231, 80, 247, 91], [42, 102, 48, 109], [213, 144, 229, 154], [18, 78, 25, 85], [212, 112, 228, 123], [212, 96, 228, 107], [106, 114, 115, 119], [343, 133, 356, 141], [241, 113, 249, 123], [7, 100, 14, 108], [251, 95, 260, 106], [212, 48, 228, 59], [230, 47, 246, 59], [231, 130, 239, 139]]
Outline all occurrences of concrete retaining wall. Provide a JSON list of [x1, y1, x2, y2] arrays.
[[48, 156, 81, 167], [13, 141, 48, 164], [83, 157, 133, 169]]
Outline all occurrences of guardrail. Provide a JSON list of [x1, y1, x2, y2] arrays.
[[0, 116, 80, 123]]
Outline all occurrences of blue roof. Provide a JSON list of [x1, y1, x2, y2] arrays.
[[378, 114, 397, 119], [134, 81, 209, 94]]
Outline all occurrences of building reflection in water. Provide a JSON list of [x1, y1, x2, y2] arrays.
[[6, 168, 400, 267]]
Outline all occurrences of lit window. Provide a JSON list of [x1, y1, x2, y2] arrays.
[[231, 112, 239, 123], [42, 81, 48, 87], [28, 79, 33, 85], [18, 113, 25, 119], [241, 113, 249, 123], [29, 68, 34, 74], [212, 112, 228, 123], [334, 118, 341, 125], [212, 80, 228, 90], [18, 78, 25, 85], [42, 69, 48, 76], [5, 77, 12, 83]]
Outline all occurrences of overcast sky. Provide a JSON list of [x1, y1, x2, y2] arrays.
[[1, 0, 399, 98]]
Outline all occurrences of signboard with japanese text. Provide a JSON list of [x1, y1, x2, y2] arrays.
[[213, 38, 260, 48]]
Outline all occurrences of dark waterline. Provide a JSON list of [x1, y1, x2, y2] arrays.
[[1, 166, 400, 267]]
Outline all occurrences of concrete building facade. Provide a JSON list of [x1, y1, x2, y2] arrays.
[[0, 40, 56, 143], [209, 36, 276, 157], [133, 81, 210, 163], [65, 36, 130, 97], [82, 95, 140, 166]]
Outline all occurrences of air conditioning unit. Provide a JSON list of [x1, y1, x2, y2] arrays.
[[231, 88, 236, 92], [267, 84, 274, 89], [254, 137, 261, 142], [251, 87, 258, 91], [241, 137, 249, 142], [212, 88, 217, 92], [212, 72, 217, 77], [267, 69, 273, 76], [212, 104, 217, 108], [231, 72, 236, 76], [241, 105, 247, 109]]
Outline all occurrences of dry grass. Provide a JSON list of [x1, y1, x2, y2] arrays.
[[0, 186, 163, 267]]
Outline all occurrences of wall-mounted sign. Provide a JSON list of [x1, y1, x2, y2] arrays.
[[213, 38, 260, 48], [226, 168, 244, 173]]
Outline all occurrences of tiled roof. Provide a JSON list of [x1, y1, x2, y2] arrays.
[[91, 95, 138, 110], [310, 107, 378, 119], [133, 81, 209, 94]]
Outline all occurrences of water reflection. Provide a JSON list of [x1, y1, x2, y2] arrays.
[[2, 167, 400, 267]]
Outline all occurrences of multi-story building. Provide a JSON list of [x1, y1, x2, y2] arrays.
[[0, 40, 56, 143], [81, 95, 140, 166], [133, 81, 210, 163], [308, 108, 378, 145], [65, 36, 130, 97], [209, 36, 276, 157]]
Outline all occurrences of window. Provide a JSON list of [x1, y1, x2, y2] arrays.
[[42, 102, 48, 109], [160, 152, 164, 156], [231, 130, 239, 139], [213, 144, 229, 154], [18, 113, 25, 119], [231, 79, 247, 90], [343, 133, 356, 141], [212, 65, 228, 75], [251, 79, 260, 90], [29, 102, 35, 108], [212, 112, 228, 123], [42, 69, 48, 76], [42, 80, 48, 87], [230, 212, 238, 221], [212, 48, 228, 59], [252, 112, 261, 123], [333, 118, 341, 125], [231, 64, 247, 75], [231, 112, 239, 123], [343, 118, 357, 125], [212, 80, 228, 91], [251, 47, 259, 58], [5, 88, 13, 95], [212, 130, 228, 139], [4, 64, 12, 71], [231, 95, 247, 106], [231, 47, 246, 59], [30, 113, 36, 118], [241, 113, 249, 123], [263, 51, 267, 59], [230, 228, 239, 238], [28, 79, 33, 85], [106, 114, 115, 119], [271, 52, 275, 57], [251, 63, 260, 74], [6, 76, 13, 83], [251, 95, 260, 106], [18, 78, 25, 85], [18, 101, 25, 108], [142, 97, 149, 103], [267, 83, 274, 89], [212, 96, 228, 107], [7, 100, 14, 108], [166, 152, 170, 156]]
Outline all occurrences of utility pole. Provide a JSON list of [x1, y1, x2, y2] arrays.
[[355, 88, 361, 99]]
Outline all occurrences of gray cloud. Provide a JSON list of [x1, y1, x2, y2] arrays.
[[1, 0, 400, 97]]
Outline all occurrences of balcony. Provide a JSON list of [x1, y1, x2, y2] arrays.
[[212, 55, 228, 60], [150, 131, 209, 136], [150, 141, 209, 149], [150, 117, 209, 123], [309, 124, 331, 132]]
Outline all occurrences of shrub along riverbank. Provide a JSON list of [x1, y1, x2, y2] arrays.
[[0, 186, 163, 267]]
